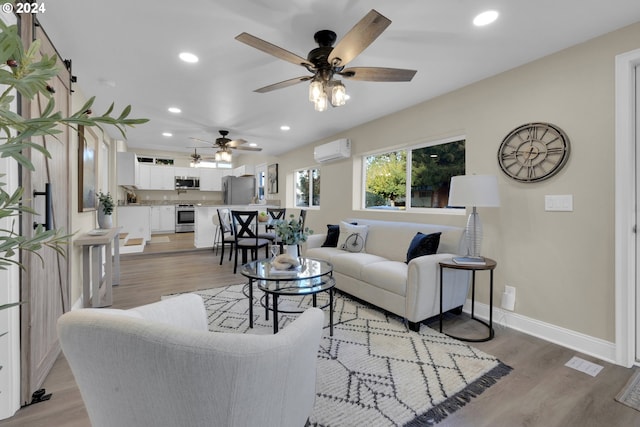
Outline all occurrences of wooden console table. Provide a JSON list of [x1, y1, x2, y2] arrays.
[[74, 227, 121, 308]]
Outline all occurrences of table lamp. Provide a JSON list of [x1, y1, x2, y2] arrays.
[[448, 175, 500, 259]]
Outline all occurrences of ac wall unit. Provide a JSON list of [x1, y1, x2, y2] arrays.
[[314, 138, 351, 163]]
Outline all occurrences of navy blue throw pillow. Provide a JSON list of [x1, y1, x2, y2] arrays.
[[406, 232, 441, 263], [322, 224, 340, 247], [321, 222, 358, 247]]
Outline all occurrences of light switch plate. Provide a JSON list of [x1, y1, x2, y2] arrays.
[[545, 195, 573, 211]]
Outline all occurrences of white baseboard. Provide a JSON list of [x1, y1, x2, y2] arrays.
[[463, 299, 617, 365]]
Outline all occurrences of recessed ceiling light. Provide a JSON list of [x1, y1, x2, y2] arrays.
[[168, 107, 181, 114], [162, 132, 173, 137], [280, 125, 291, 131], [473, 10, 499, 27], [249, 143, 257, 147], [179, 52, 199, 63]]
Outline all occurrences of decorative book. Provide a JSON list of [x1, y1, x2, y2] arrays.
[[452, 256, 486, 265]]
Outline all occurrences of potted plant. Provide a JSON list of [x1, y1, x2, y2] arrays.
[[97, 192, 114, 229], [273, 214, 313, 258]]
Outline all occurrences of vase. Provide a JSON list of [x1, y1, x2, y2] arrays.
[[286, 244, 299, 259], [97, 209, 112, 229]]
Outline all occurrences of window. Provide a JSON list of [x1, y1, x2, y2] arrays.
[[295, 168, 320, 207], [255, 163, 267, 201], [364, 138, 465, 210]]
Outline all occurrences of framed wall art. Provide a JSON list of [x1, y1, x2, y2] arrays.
[[268, 163, 278, 194], [78, 125, 98, 212]]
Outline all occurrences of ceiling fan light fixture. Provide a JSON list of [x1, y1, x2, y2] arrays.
[[314, 92, 328, 112], [309, 80, 324, 103], [215, 148, 232, 163], [330, 80, 347, 107]]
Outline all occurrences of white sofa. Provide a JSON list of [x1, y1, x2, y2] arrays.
[[58, 294, 325, 427], [304, 218, 470, 331]]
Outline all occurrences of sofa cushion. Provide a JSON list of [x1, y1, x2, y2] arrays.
[[345, 218, 465, 261], [406, 232, 441, 263], [329, 252, 388, 280], [306, 247, 344, 263], [337, 222, 369, 253], [360, 261, 409, 296]]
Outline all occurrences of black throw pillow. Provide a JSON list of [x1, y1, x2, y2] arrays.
[[322, 224, 340, 247], [321, 222, 358, 247], [406, 232, 442, 263]]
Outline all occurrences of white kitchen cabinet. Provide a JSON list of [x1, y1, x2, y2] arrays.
[[117, 206, 151, 242], [199, 168, 223, 191], [175, 166, 198, 178], [233, 164, 254, 177], [151, 205, 175, 233], [117, 152, 140, 188], [148, 165, 175, 190], [138, 164, 152, 189]]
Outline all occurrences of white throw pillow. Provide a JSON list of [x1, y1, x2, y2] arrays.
[[337, 221, 368, 253]]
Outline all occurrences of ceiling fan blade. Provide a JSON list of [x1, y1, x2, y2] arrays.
[[328, 9, 391, 67], [189, 137, 216, 146], [254, 76, 312, 93], [236, 32, 314, 68], [226, 139, 248, 148], [232, 145, 262, 152], [339, 67, 416, 82]]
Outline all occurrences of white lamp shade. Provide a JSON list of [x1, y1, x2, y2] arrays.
[[448, 175, 500, 207]]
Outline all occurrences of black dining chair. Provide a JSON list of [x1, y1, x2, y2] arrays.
[[231, 210, 270, 274], [217, 208, 235, 265], [258, 207, 286, 245], [297, 209, 307, 253]]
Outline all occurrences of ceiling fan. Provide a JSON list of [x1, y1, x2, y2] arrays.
[[235, 9, 416, 111], [187, 147, 215, 164], [189, 130, 261, 162], [190, 130, 261, 152]]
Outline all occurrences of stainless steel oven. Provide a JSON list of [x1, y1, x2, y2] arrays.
[[175, 204, 195, 233]]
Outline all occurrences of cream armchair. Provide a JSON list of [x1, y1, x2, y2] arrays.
[[58, 294, 324, 427]]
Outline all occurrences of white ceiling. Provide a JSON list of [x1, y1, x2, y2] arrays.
[[38, 0, 640, 159]]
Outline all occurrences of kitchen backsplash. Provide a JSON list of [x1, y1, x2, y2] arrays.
[[119, 189, 223, 206], [117, 189, 281, 207]]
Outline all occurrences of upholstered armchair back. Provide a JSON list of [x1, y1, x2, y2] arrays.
[[58, 294, 324, 427]]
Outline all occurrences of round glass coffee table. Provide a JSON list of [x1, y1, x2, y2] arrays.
[[240, 257, 335, 335]]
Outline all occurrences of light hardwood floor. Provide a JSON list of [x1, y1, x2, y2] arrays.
[[1, 245, 639, 427]]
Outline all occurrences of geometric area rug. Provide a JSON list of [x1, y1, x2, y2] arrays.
[[192, 284, 512, 426]]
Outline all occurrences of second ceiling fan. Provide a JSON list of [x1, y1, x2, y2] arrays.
[[236, 9, 417, 111], [190, 130, 261, 163]]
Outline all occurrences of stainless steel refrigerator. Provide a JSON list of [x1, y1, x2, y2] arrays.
[[222, 175, 256, 205]]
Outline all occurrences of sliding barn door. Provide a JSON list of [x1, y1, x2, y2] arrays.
[[19, 16, 72, 403]]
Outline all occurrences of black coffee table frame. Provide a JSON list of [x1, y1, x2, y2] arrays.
[[240, 258, 335, 335]]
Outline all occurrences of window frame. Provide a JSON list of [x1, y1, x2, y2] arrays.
[[293, 167, 321, 209], [361, 135, 466, 215]]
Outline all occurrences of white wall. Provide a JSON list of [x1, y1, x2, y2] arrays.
[[266, 22, 640, 350], [69, 87, 119, 306], [0, 122, 21, 420], [0, 10, 21, 421]]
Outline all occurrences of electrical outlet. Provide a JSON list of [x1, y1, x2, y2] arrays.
[[501, 286, 516, 311]]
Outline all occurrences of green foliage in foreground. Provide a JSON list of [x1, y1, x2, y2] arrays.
[[0, 19, 147, 272]]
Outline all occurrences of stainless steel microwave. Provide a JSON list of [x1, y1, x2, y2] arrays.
[[175, 176, 200, 190]]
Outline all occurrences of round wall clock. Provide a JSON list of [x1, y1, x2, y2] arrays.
[[497, 122, 570, 182]]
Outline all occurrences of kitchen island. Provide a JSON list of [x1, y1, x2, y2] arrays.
[[194, 205, 275, 249]]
